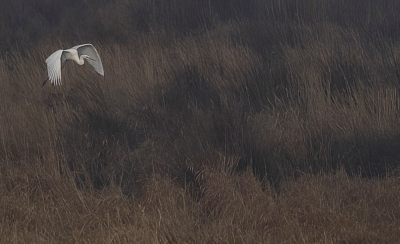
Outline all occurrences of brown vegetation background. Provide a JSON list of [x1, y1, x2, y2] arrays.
[[1, 0, 400, 243]]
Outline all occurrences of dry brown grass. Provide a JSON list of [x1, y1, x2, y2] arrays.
[[2, 167, 400, 243], [1, 0, 400, 242]]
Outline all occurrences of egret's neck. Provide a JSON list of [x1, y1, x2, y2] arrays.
[[77, 56, 86, 65]]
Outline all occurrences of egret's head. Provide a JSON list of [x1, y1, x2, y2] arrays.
[[82, 55, 96, 61]]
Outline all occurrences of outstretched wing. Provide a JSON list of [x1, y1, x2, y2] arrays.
[[72, 44, 104, 76], [45, 49, 64, 85]]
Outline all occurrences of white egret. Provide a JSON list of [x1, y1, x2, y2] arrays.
[[43, 44, 104, 86]]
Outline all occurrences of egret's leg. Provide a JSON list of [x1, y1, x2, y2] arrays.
[[42, 78, 49, 86]]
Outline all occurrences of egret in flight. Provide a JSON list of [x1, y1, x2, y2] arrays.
[[43, 44, 104, 86]]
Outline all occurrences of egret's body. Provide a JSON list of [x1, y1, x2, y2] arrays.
[[44, 44, 104, 86]]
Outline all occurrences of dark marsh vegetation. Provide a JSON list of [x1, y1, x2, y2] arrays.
[[1, 0, 400, 242]]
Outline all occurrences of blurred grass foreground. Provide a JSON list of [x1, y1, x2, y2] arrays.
[[1, 0, 400, 243]]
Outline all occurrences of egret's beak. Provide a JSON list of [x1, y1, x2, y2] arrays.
[[88, 57, 96, 61]]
